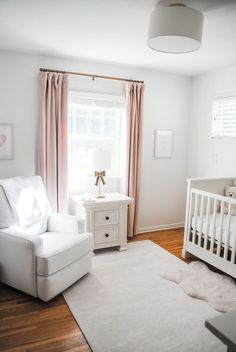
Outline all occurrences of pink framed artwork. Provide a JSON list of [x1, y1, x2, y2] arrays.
[[0, 124, 13, 160]]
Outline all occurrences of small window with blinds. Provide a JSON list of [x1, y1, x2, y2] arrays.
[[211, 96, 236, 139]]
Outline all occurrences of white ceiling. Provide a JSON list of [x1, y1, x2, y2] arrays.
[[0, 0, 236, 76]]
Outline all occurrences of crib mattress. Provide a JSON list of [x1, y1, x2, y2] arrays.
[[191, 213, 236, 248]]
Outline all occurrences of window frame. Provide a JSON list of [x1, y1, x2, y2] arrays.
[[68, 90, 125, 181]]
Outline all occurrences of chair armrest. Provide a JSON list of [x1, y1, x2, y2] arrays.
[[47, 213, 85, 234], [0, 229, 43, 297]]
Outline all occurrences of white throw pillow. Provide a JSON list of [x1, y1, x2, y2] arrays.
[[0, 176, 50, 235], [0, 186, 15, 228]]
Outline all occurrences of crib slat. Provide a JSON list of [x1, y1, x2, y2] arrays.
[[204, 197, 211, 250], [231, 234, 236, 264], [187, 191, 193, 242], [223, 202, 231, 260], [198, 195, 205, 246], [210, 199, 217, 253], [217, 200, 224, 257], [192, 193, 199, 244]]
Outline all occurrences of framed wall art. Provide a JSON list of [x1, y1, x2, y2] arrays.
[[0, 124, 13, 160], [154, 129, 173, 158]]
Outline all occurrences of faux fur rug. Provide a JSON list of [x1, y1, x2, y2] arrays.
[[161, 261, 236, 312]]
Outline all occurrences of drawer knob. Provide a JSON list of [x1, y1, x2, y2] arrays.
[[105, 233, 109, 237], [105, 216, 110, 220]]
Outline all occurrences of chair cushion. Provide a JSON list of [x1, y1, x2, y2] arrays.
[[37, 232, 93, 276], [0, 186, 15, 228]]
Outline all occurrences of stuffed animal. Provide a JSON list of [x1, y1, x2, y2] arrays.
[[224, 186, 236, 215]]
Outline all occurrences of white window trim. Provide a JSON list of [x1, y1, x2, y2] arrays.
[[69, 91, 125, 104]]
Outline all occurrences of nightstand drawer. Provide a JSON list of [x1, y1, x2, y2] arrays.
[[94, 227, 119, 244], [94, 209, 119, 227]]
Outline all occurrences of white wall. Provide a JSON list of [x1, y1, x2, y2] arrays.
[[187, 65, 236, 178], [0, 50, 191, 232]]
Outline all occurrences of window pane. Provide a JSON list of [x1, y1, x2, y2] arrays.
[[91, 118, 102, 135], [76, 116, 88, 134], [68, 105, 74, 115], [68, 115, 74, 133], [104, 118, 116, 137]]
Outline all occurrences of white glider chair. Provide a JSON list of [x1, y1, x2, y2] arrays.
[[0, 176, 93, 301]]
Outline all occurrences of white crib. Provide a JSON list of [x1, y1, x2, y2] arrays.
[[183, 177, 236, 278]]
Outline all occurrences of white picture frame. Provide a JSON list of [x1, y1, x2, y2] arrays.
[[154, 129, 173, 159], [0, 124, 13, 160]]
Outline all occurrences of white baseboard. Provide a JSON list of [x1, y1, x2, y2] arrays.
[[137, 222, 184, 234]]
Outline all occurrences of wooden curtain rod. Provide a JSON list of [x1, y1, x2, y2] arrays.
[[39, 68, 144, 84]]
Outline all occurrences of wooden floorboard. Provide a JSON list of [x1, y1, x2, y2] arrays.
[[0, 228, 186, 351]]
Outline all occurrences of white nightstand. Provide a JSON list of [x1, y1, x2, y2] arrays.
[[72, 193, 133, 251]]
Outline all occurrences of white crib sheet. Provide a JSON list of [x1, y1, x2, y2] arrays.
[[191, 213, 236, 248]]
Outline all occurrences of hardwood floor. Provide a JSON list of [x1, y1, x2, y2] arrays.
[[129, 227, 186, 259], [0, 228, 187, 352], [0, 287, 90, 352]]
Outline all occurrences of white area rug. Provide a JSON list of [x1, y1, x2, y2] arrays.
[[63, 241, 225, 352], [161, 261, 236, 313]]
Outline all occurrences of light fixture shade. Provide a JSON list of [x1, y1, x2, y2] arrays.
[[148, 5, 204, 54]]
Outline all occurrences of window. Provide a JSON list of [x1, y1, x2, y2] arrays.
[[211, 96, 236, 139], [68, 92, 125, 194]]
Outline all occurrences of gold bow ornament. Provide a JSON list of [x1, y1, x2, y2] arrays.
[[94, 170, 106, 186]]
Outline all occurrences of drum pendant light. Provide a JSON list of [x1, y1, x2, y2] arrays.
[[147, 3, 204, 54]]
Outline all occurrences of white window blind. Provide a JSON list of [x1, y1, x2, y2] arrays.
[[211, 96, 236, 138], [68, 91, 125, 194]]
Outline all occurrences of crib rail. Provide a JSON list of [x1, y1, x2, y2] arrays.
[[186, 188, 236, 265]]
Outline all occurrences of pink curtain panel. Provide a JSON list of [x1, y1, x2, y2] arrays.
[[38, 72, 69, 213], [126, 82, 145, 237]]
